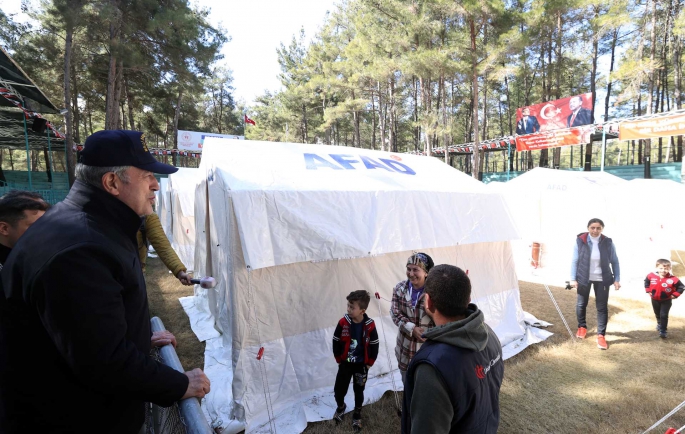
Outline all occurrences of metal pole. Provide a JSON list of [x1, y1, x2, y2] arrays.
[[47, 127, 54, 186], [150, 317, 213, 434], [507, 142, 511, 181], [22, 114, 33, 190], [600, 126, 606, 172]]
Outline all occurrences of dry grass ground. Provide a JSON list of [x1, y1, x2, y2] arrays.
[[146, 252, 685, 434], [145, 257, 204, 370]]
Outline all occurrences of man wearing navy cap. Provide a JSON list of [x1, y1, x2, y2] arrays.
[[0, 130, 210, 433]]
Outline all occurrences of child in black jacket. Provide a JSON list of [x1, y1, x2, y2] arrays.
[[332, 290, 379, 431]]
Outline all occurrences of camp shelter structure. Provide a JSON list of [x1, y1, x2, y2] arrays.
[[185, 139, 552, 433], [488, 168, 672, 288], [0, 46, 69, 199], [167, 168, 199, 271]]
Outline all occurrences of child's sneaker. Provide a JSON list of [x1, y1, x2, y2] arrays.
[[333, 404, 346, 424], [660, 331, 668, 339], [576, 327, 587, 339], [352, 409, 362, 431]]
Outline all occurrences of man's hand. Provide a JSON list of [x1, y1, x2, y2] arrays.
[[176, 271, 193, 286], [181, 368, 211, 400], [614, 281, 621, 290], [151, 330, 177, 348], [412, 326, 426, 343], [570, 280, 578, 289]]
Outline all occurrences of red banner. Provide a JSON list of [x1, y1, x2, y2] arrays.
[[515, 126, 593, 151], [516, 93, 594, 135]]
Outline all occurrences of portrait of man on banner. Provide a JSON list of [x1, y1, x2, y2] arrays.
[[515, 107, 540, 135], [567, 95, 593, 128]]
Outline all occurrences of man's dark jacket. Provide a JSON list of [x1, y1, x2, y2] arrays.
[[0, 181, 189, 434], [567, 107, 593, 127], [402, 304, 503, 434]]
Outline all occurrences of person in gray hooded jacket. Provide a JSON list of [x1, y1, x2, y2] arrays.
[[402, 264, 504, 434]]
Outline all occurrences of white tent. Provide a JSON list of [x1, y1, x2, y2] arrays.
[[155, 177, 172, 240], [488, 168, 671, 288], [167, 168, 200, 271], [185, 139, 551, 434]]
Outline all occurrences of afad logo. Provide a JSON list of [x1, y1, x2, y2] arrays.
[[475, 353, 502, 380], [303, 153, 416, 175]]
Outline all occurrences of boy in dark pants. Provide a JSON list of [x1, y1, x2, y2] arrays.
[[332, 290, 379, 431], [645, 259, 684, 338]]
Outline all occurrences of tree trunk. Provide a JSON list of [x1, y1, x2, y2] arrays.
[[371, 89, 377, 150], [64, 25, 76, 186], [125, 75, 135, 130], [378, 81, 386, 152], [470, 18, 480, 180], [645, 0, 657, 178], [105, 0, 120, 130], [604, 29, 619, 121], [172, 88, 183, 166], [71, 49, 80, 145]]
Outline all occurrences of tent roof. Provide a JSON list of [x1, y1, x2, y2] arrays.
[[0, 45, 59, 114], [505, 167, 626, 190], [201, 138, 520, 269], [0, 107, 65, 149]]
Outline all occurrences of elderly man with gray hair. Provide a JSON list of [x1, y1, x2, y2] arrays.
[[0, 130, 210, 434]]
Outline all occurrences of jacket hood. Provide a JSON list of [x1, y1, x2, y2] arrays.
[[422, 303, 488, 351]]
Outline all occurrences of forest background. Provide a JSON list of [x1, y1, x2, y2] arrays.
[[0, 0, 683, 181]]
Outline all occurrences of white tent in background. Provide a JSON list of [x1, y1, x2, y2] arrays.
[[155, 177, 172, 240], [166, 168, 200, 271], [184, 139, 551, 434], [488, 168, 670, 288]]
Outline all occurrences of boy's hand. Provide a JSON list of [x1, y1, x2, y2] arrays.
[[570, 280, 578, 289], [614, 281, 621, 290]]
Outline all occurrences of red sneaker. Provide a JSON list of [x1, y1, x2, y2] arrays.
[[576, 327, 587, 339], [597, 335, 608, 350]]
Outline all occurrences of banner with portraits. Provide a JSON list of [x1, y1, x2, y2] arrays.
[[516, 93, 594, 134], [514, 93, 594, 151]]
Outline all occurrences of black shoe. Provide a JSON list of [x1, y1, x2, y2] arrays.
[[333, 404, 346, 424], [660, 331, 668, 339], [352, 408, 362, 431]]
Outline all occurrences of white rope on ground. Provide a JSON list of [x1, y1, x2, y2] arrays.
[[640, 398, 685, 434], [246, 267, 278, 434], [369, 259, 402, 414], [542, 283, 576, 340], [677, 421, 685, 434]]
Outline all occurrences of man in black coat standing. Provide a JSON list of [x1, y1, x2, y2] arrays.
[[0, 130, 210, 434]]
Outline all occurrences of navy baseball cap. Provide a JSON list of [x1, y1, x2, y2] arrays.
[[79, 130, 178, 175]]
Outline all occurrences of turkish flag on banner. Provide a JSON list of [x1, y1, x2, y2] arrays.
[[244, 114, 256, 126], [515, 126, 593, 151]]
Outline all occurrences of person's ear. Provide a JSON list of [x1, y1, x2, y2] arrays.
[[0, 222, 9, 236], [425, 293, 435, 313], [101, 172, 122, 196]]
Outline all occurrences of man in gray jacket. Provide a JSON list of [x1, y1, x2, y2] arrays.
[[402, 264, 504, 434]]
